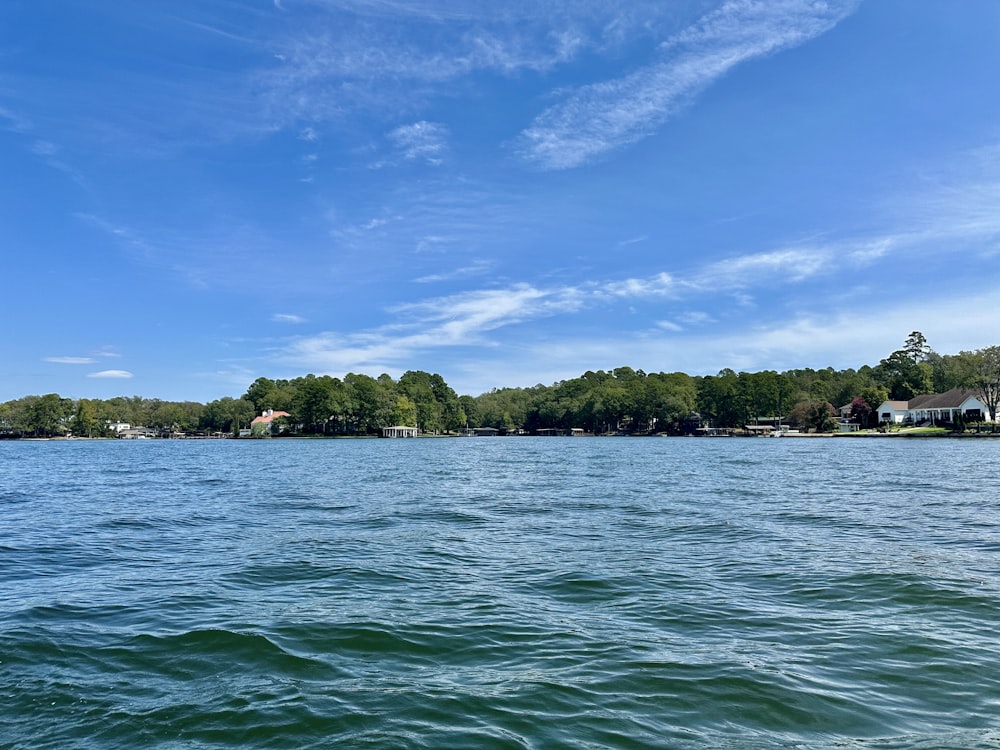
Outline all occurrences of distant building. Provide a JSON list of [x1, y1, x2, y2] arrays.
[[382, 425, 418, 438], [250, 409, 291, 435], [117, 427, 157, 439]]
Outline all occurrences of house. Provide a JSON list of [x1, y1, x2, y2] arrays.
[[875, 388, 991, 425], [876, 400, 910, 424], [382, 425, 418, 438], [250, 408, 291, 435]]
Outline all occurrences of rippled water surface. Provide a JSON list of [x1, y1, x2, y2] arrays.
[[2, 437, 1000, 748]]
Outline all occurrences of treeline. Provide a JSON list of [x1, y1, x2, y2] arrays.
[[0, 372, 465, 439], [459, 334, 998, 435], [2, 333, 998, 438]]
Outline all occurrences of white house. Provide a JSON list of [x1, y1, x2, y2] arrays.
[[875, 400, 910, 424], [876, 388, 991, 425]]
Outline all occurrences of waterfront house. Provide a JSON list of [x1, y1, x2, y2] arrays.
[[250, 409, 291, 435], [875, 400, 910, 424], [875, 388, 991, 425]]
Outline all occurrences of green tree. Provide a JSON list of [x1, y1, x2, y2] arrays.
[[244, 377, 277, 412], [458, 395, 479, 428], [344, 373, 396, 433], [28, 394, 73, 436], [292, 374, 341, 434], [201, 397, 255, 435], [398, 371, 443, 432], [72, 398, 101, 437], [927, 350, 980, 392], [875, 350, 932, 401], [393, 395, 419, 428], [903, 331, 931, 363], [149, 401, 187, 432], [788, 400, 836, 432], [975, 345, 1000, 422], [697, 370, 742, 428]]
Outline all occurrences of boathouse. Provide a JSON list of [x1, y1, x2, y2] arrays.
[[382, 425, 418, 438]]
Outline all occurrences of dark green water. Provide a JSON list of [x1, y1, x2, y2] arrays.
[[2, 437, 999, 748]]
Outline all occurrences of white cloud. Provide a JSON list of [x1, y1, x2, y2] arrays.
[[44, 356, 97, 365], [601, 272, 678, 298], [484, 288, 1000, 389], [387, 121, 448, 165], [88, 370, 134, 379], [518, 0, 858, 169], [273, 313, 306, 323], [696, 247, 832, 287], [255, 3, 693, 130], [284, 282, 584, 373]]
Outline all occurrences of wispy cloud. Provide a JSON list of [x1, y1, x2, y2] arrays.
[[616, 235, 648, 250], [255, 3, 687, 130], [0, 105, 32, 133], [600, 272, 678, 299], [415, 259, 495, 283], [276, 190, 985, 380], [518, 0, 858, 169], [387, 120, 448, 165], [272, 313, 305, 323], [44, 356, 97, 365], [284, 283, 584, 373], [695, 246, 833, 287], [44, 347, 120, 365], [88, 370, 134, 379]]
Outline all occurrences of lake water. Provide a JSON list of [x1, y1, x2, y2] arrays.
[[2, 437, 1000, 749]]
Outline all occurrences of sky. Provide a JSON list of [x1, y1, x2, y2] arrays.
[[2, 0, 999, 402]]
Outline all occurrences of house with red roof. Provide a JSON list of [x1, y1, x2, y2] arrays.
[[250, 408, 291, 435]]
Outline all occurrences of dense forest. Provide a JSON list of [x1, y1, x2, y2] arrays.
[[3, 334, 999, 438]]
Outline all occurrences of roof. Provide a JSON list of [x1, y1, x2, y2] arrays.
[[251, 410, 290, 425], [907, 388, 981, 410], [880, 401, 909, 411]]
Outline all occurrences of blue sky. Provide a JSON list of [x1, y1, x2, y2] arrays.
[[2, 0, 999, 402]]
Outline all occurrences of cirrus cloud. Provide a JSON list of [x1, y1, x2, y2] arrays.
[[45, 356, 98, 365]]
